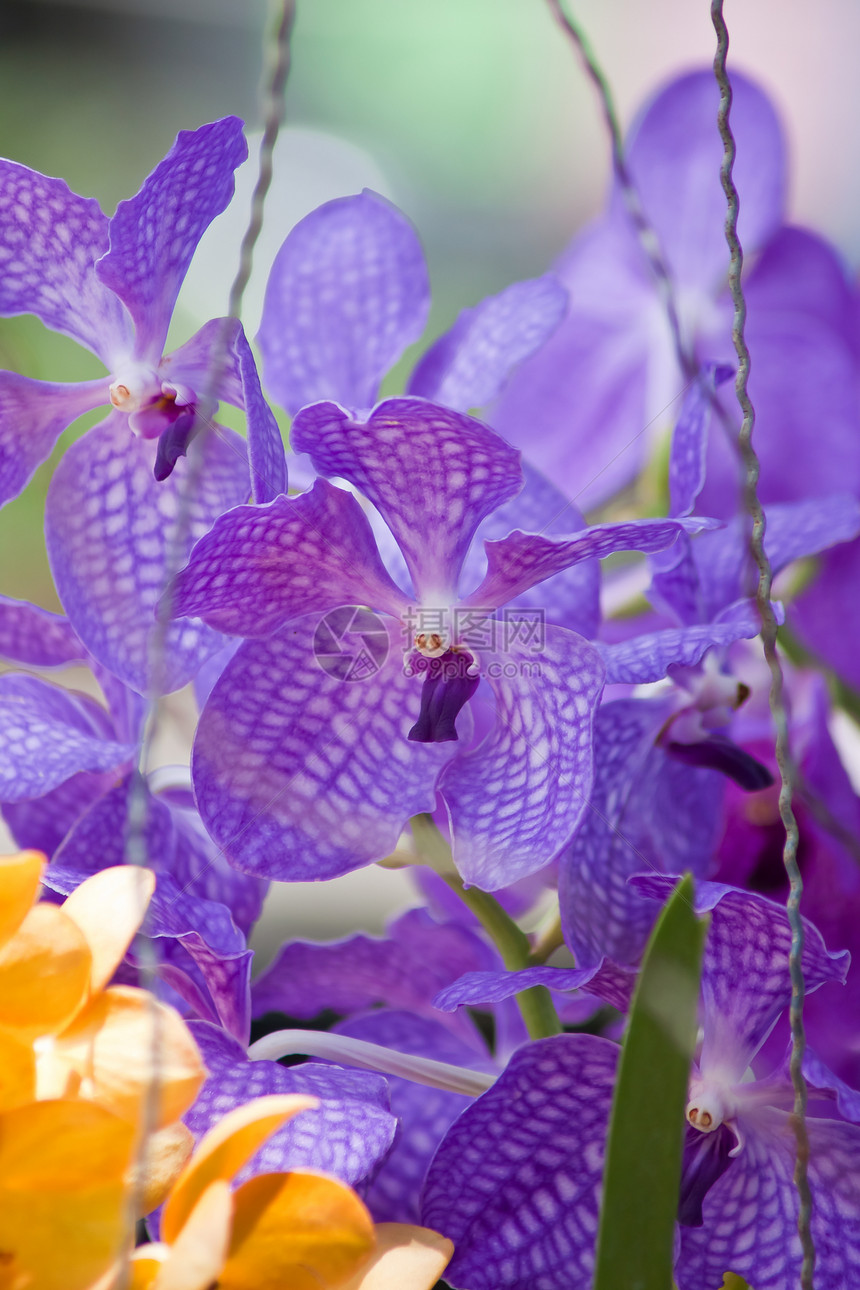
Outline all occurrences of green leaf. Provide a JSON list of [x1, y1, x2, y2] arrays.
[[593, 874, 708, 1290]]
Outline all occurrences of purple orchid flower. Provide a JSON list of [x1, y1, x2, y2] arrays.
[[0, 118, 286, 694], [421, 882, 856, 1290], [170, 396, 714, 890], [489, 70, 860, 523]]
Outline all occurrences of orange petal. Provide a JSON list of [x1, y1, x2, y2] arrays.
[[0, 850, 43, 948], [0, 1029, 36, 1112], [340, 1223, 455, 1290], [127, 1246, 170, 1290], [161, 1094, 318, 1244], [151, 1182, 233, 1290], [50, 985, 206, 1128], [0, 1098, 135, 1290], [129, 1121, 195, 1216], [0, 902, 92, 1039], [218, 1170, 376, 1290], [62, 865, 156, 993]]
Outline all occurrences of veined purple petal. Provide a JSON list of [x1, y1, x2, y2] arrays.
[[441, 626, 605, 890], [257, 190, 430, 415], [0, 597, 85, 669], [0, 674, 132, 800], [677, 1110, 860, 1290], [253, 907, 495, 1044], [792, 539, 860, 691], [0, 160, 132, 360], [559, 699, 723, 967], [463, 516, 715, 612], [187, 1020, 397, 1190], [695, 495, 860, 622], [667, 364, 733, 518], [432, 959, 635, 1015], [170, 480, 408, 636], [0, 372, 111, 509], [422, 1034, 618, 1290], [192, 617, 455, 881], [648, 532, 702, 625], [407, 275, 568, 412], [232, 326, 286, 503], [2, 769, 116, 857], [46, 413, 250, 694], [97, 117, 247, 361], [292, 398, 523, 603], [625, 69, 786, 294], [462, 461, 600, 640], [598, 602, 763, 686], [632, 877, 850, 1076], [335, 1010, 495, 1223]]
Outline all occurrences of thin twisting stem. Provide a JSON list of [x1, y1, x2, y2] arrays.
[[544, 0, 695, 381], [121, 2, 297, 1272], [710, 6, 814, 1284]]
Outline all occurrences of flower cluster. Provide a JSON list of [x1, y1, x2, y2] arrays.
[[2, 32, 860, 1290]]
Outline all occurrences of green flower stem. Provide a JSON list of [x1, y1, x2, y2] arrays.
[[410, 814, 562, 1040]]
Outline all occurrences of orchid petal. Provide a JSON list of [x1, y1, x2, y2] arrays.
[[0, 596, 86, 669], [339, 1223, 454, 1290], [46, 413, 249, 695], [559, 699, 723, 967], [97, 118, 247, 361], [441, 626, 605, 889], [462, 461, 600, 638], [162, 1092, 318, 1243], [407, 274, 568, 412], [0, 1098, 135, 1290], [0, 160, 132, 360], [463, 516, 716, 611], [47, 985, 206, 1128], [221, 1170, 376, 1290], [0, 849, 44, 948], [233, 325, 286, 503], [422, 1034, 618, 1290], [0, 901, 91, 1039], [61, 864, 155, 992], [0, 371, 110, 509], [257, 190, 430, 414], [187, 1021, 397, 1191], [292, 398, 523, 603], [170, 480, 408, 636], [598, 602, 764, 685], [192, 619, 454, 881], [625, 69, 786, 294], [0, 673, 133, 800]]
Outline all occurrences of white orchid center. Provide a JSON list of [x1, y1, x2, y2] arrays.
[[686, 1077, 732, 1133], [109, 363, 162, 413], [414, 630, 450, 659]]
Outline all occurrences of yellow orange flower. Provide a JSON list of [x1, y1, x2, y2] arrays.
[[130, 1095, 454, 1290], [0, 1097, 136, 1290], [0, 852, 206, 1137]]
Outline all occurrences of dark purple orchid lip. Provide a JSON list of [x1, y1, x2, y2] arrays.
[[408, 650, 480, 743], [663, 735, 774, 791], [677, 1120, 737, 1227]]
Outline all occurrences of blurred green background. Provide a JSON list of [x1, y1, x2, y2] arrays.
[[3, 0, 860, 610]]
